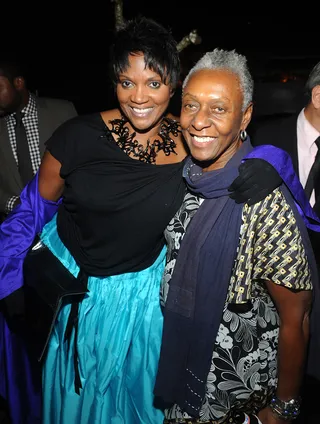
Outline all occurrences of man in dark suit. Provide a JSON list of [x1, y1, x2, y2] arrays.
[[252, 60, 320, 424], [252, 61, 320, 185], [252, 61, 320, 244], [0, 61, 77, 423], [0, 61, 77, 221]]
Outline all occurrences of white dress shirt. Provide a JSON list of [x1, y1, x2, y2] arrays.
[[297, 108, 320, 207]]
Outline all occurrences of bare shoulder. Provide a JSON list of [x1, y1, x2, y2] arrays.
[[100, 109, 122, 129]]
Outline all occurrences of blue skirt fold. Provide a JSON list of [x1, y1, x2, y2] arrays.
[[41, 216, 165, 424]]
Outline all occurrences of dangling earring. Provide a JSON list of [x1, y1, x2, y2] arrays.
[[240, 130, 247, 141]]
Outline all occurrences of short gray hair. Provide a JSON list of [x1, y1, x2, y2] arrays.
[[182, 48, 253, 112], [305, 61, 320, 101]]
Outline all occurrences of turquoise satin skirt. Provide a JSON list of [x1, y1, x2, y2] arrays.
[[41, 215, 165, 424]]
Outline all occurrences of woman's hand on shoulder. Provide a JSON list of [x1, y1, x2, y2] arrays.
[[229, 159, 282, 205], [38, 151, 64, 201]]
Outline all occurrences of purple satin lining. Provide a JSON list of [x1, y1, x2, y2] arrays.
[[0, 313, 41, 424], [0, 172, 61, 423], [244, 145, 320, 232], [0, 172, 61, 299]]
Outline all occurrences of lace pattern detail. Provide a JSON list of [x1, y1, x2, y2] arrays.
[[109, 116, 180, 164]]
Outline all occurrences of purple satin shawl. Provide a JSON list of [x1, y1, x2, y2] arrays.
[[0, 172, 61, 299], [244, 145, 320, 230], [0, 172, 61, 424], [0, 313, 42, 424]]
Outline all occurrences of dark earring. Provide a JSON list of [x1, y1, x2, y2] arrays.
[[240, 130, 247, 141]]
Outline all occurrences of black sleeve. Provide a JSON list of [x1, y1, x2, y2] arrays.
[[45, 116, 81, 177]]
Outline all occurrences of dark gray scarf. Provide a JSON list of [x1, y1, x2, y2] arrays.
[[154, 140, 253, 416], [155, 139, 320, 417]]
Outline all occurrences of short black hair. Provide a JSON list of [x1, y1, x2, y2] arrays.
[[109, 16, 180, 90]]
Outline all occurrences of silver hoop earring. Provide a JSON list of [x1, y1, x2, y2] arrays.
[[240, 130, 247, 141]]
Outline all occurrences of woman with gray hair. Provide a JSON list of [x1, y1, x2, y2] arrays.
[[154, 48, 320, 423]]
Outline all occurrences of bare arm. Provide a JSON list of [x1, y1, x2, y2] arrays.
[[38, 151, 65, 201], [258, 283, 312, 424], [266, 281, 312, 400]]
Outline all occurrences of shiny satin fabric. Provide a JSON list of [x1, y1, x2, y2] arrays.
[[41, 216, 165, 424], [0, 172, 61, 424], [0, 172, 61, 299], [244, 144, 320, 230], [0, 313, 41, 424]]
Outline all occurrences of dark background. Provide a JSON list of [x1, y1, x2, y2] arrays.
[[5, 6, 320, 121]]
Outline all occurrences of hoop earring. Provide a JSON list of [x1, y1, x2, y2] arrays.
[[240, 130, 247, 141]]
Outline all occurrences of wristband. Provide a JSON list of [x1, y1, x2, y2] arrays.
[[269, 396, 301, 421]]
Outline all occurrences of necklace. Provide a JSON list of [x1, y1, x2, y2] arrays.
[[108, 116, 180, 164]]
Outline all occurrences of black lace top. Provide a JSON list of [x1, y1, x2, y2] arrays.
[[45, 113, 186, 276]]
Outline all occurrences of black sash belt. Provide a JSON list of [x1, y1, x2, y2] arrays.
[[23, 239, 89, 394], [63, 269, 88, 394], [64, 300, 82, 394]]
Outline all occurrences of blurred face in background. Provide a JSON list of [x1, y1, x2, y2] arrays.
[[0, 75, 25, 117]]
